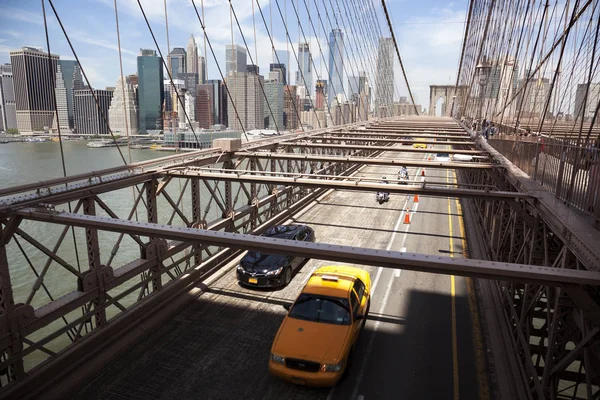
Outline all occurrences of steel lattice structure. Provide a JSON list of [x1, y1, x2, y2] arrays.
[[0, 119, 599, 400]]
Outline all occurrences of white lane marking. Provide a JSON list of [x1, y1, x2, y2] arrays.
[[350, 265, 397, 400], [329, 153, 423, 400], [400, 247, 407, 253], [394, 269, 401, 278]]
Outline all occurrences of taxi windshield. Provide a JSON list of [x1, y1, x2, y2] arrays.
[[288, 294, 351, 325]]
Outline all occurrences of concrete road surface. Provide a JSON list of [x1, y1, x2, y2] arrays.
[[73, 145, 488, 400]]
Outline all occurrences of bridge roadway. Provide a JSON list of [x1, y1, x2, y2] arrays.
[[72, 145, 485, 399]]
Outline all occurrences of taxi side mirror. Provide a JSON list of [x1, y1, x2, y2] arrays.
[[355, 314, 365, 320], [283, 303, 291, 311]]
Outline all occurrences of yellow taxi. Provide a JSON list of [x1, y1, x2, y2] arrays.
[[412, 138, 427, 149], [269, 266, 371, 386]]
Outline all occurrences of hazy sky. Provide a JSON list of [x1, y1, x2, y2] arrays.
[[0, 0, 467, 109]]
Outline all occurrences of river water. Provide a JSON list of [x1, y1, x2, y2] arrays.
[[0, 140, 223, 369]]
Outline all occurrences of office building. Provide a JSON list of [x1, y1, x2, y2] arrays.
[[168, 48, 187, 79], [178, 72, 198, 96], [269, 63, 287, 85], [206, 79, 227, 126], [264, 79, 284, 130], [284, 85, 299, 130], [328, 29, 344, 105], [9, 47, 59, 132], [56, 60, 83, 130], [375, 37, 394, 116], [163, 79, 185, 113], [295, 42, 312, 99], [182, 89, 195, 128], [137, 49, 164, 133], [196, 84, 214, 129], [186, 34, 199, 76], [315, 80, 326, 110], [108, 76, 138, 135], [53, 64, 70, 131], [575, 83, 600, 120], [247, 64, 260, 75], [226, 44, 246, 76], [0, 64, 17, 131], [226, 72, 264, 130], [74, 88, 113, 135], [199, 55, 207, 84]]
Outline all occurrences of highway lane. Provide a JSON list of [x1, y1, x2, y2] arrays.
[[72, 145, 487, 400]]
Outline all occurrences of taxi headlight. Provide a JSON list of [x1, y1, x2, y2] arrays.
[[266, 266, 284, 276], [320, 361, 343, 372], [271, 353, 285, 364]]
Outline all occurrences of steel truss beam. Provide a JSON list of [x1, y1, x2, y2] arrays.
[[234, 152, 494, 169], [283, 136, 477, 146], [15, 209, 600, 286], [280, 142, 485, 155], [167, 168, 527, 200]]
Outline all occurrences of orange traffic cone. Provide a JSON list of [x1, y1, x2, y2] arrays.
[[403, 211, 411, 224], [414, 194, 419, 203], [421, 170, 425, 177], [428, 156, 431, 161]]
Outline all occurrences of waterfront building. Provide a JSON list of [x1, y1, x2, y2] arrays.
[[57, 60, 83, 130], [108, 76, 139, 135], [315, 80, 326, 110], [0, 64, 17, 131], [74, 88, 113, 135], [9, 47, 58, 132], [137, 49, 164, 133], [53, 64, 70, 131], [199, 55, 207, 84]]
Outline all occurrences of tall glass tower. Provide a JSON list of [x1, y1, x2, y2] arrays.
[[327, 29, 344, 105], [375, 37, 394, 115], [295, 42, 312, 98], [137, 49, 164, 133]]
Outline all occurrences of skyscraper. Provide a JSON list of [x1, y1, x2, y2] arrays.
[[264, 79, 284, 130], [295, 43, 312, 98], [53, 64, 70, 131], [0, 64, 17, 132], [269, 63, 287, 85], [225, 44, 246, 76], [227, 72, 264, 130], [108, 76, 139, 135], [199, 55, 207, 84], [283, 85, 299, 130], [575, 83, 600, 120], [186, 34, 199, 76], [137, 49, 164, 133], [315, 80, 325, 110], [206, 79, 227, 126], [57, 60, 83, 130], [168, 48, 187, 79], [196, 84, 214, 128], [328, 29, 344, 105], [375, 37, 394, 115], [9, 47, 58, 132], [74, 88, 113, 135]]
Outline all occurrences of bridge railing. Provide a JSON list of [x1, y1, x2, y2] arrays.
[[489, 137, 599, 217], [459, 120, 600, 224]]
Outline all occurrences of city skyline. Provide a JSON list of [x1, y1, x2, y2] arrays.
[[0, 1, 469, 107]]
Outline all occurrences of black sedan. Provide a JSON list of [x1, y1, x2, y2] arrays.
[[236, 225, 315, 288]]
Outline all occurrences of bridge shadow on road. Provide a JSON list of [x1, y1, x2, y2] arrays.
[[71, 283, 481, 400]]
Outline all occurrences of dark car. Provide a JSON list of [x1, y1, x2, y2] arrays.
[[236, 225, 315, 288]]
